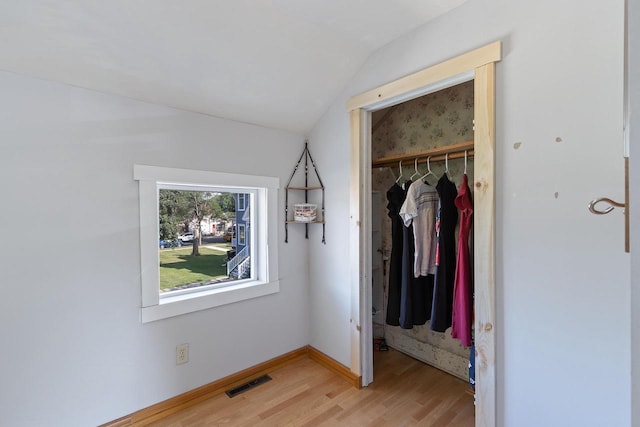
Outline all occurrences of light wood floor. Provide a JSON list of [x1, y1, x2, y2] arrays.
[[149, 348, 475, 427]]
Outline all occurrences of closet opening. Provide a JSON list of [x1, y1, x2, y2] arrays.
[[348, 41, 500, 427], [371, 80, 476, 424]]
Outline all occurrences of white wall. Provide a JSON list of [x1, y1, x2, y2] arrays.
[[308, 0, 631, 426], [0, 71, 310, 426]]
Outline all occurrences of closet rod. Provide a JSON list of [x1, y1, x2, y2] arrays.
[[373, 150, 474, 169], [371, 140, 474, 169]]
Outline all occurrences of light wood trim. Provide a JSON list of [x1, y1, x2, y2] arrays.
[[307, 346, 362, 389], [347, 41, 501, 111], [372, 140, 474, 168], [349, 108, 364, 381], [473, 62, 496, 427], [100, 346, 358, 427]]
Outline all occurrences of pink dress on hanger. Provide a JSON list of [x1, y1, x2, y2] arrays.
[[451, 173, 473, 347]]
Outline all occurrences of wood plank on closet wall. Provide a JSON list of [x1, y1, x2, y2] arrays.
[[349, 108, 363, 382], [347, 41, 501, 111], [473, 62, 496, 427]]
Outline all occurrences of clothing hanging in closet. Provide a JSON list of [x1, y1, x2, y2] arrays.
[[385, 182, 407, 326], [430, 173, 458, 332], [398, 179, 437, 328], [399, 180, 438, 277], [379, 149, 475, 345], [451, 173, 474, 346], [399, 210, 433, 328]]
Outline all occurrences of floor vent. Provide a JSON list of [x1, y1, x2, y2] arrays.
[[225, 374, 272, 398]]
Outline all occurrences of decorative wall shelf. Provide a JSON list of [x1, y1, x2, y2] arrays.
[[285, 141, 325, 243]]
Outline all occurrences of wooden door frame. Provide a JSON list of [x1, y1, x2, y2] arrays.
[[347, 41, 501, 427]]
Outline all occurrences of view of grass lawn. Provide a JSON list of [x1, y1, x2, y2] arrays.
[[159, 246, 230, 291]]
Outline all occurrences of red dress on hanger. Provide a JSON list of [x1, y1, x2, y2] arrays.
[[451, 173, 473, 347]]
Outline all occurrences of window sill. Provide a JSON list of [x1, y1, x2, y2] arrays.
[[141, 279, 280, 323]]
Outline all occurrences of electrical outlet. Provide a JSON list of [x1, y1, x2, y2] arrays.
[[176, 343, 189, 365]]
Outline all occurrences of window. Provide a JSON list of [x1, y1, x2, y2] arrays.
[[158, 187, 252, 291], [238, 193, 246, 211], [238, 224, 246, 245], [135, 165, 280, 323]]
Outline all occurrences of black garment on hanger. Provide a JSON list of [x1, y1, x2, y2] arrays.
[[399, 215, 414, 328], [409, 274, 433, 327], [430, 174, 459, 332], [398, 180, 432, 329], [385, 182, 407, 326]]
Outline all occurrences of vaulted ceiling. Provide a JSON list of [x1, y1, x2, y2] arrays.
[[0, 0, 468, 133]]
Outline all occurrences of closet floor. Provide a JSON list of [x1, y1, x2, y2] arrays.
[[148, 348, 474, 427]]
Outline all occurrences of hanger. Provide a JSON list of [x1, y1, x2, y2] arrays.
[[395, 160, 404, 184], [419, 156, 437, 184], [464, 150, 468, 175], [442, 153, 449, 177], [409, 158, 421, 181]]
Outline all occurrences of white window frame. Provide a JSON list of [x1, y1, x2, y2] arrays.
[[134, 164, 280, 323]]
